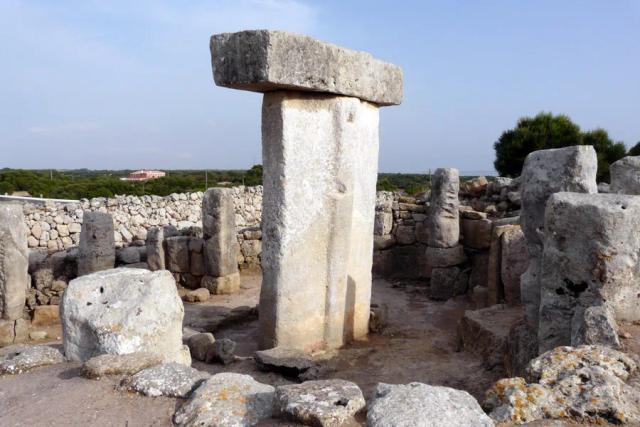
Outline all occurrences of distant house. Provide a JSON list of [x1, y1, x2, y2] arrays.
[[120, 170, 166, 182], [11, 191, 32, 197]]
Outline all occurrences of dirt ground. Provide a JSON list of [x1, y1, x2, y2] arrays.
[[0, 272, 608, 426]]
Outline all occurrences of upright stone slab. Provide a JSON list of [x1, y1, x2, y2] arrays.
[[202, 188, 238, 277], [519, 146, 597, 328], [77, 212, 115, 276], [610, 155, 640, 194], [0, 204, 29, 321], [428, 168, 459, 248], [538, 192, 640, 353], [146, 225, 178, 271], [210, 30, 402, 351]]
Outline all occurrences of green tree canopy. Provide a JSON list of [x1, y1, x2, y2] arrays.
[[493, 113, 627, 182]]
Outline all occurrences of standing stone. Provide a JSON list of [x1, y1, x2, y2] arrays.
[[428, 168, 459, 248], [610, 155, 640, 194], [538, 192, 640, 353], [202, 188, 239, 277], [519, 146, 597, 328], [77, 212, 115, 276], [146, 225, 178, 271], [0, 204, 29, 321], [211, 31, 402, 351], [486, 224, 520, 305], [500, 227, 528, 306]]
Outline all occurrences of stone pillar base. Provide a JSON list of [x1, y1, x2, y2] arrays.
[[202, 273, 241, 295]]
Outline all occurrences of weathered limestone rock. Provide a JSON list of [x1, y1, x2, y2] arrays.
[[519, 146, 597, 328], [210, 30, 402, 106], [184, 287, 210, 303], [485, 345, 640, 425], [369, 303, 388, 333], [77, 212, 115, 276], [428, 168, 460, 248], [368, 382, 494, 427], [201, 272, 240, 295], [571, 304, 620, 349], [0, 344, 65, 375], [61, 268, 189, 364], [82, 352, 163, 379], [486, 224, 520, 305], [538, 192, 640, 353], [425, 245, 466, 268], [255, 347, 318, 380], [212, 338, 236, 365], [504, 319, 538, 377], [610, 155, 640, 194], [457, 305, 523, 370], [500, 226, 528, 306], [212, 31, 402, 351], [461, 218, 492, 250], [31, 304, 60, 326], [202, 188, 239, 278], [274, 379, 366, 427], [165, 236, 191, 273], [146, 225, 178, 271], [173, 373, 275, 427], [186, 332, 215, 363], [123, 363, 209, 398], [430, 266, 468, 301], [0, 203, 29, 321]]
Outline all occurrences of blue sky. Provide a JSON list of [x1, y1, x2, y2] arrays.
[[1, 0, 639, 173]]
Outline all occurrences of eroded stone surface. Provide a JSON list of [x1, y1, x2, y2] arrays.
[[610, 155, 640, 194], [0, 345, 65, 375], [123, 362, 209, 398], [274, 379, 365, 427], [210, 30, 403, 106], [368, 382, 494, 427], [571, 303, 620, 349], [173, 373, 274, 427], [77, 212, 115, 276], [0, 203, 29, 321], [61, 268, 188, 364], [428, 168, 460, 248], [82, 352, 163, 379], [254, 347, 318, 380], [538, 192, 640, 352], [203, 188, 239, 278]]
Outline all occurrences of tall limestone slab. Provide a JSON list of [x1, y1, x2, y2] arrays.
[[519, 146, 597, 329], [77, 212, 115, 276], [210, 30, 402, 351], [0, 203, 29, 321], [610, 155, 640, 194], [538, 192, 640, 353]]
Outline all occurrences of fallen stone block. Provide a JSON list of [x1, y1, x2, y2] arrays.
[[274, 379, 365, 427], [32, 304, 60, 326], [173, 372, 274, 426], [184, 288, 210, 303], [186, 332, 215, 363], [201, 272, 240, 295], [0, 344, 65, 375], [210, 30, 402, 106], [123, 362, 209, 398], [82, 352, 163, 379], [367, 382, 493, 427], [255, 347, 319, 381], [369, 303, 389, 333], [212, 338, 236, 365], [61, 268, 189, 365], [457, 304, 523, 370]]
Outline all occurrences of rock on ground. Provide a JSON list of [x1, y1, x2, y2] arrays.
[[60, 268, 189, 364], [274, 379, 365, 427], [82, 352, 163, 379], [122, 362, 209, 398], [173, 372, 274, 427], [254, 347, 319, 380], [484, 345, 640, 425], [186, 332, 215, 363], [0, 345, 65, 375], [367, 382, 494, 427]]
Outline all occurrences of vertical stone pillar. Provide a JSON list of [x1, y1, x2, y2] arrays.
[[201, 188, 240, 295], [610, 155, 640, 194], [426, 168, 467, 300], [519, 146, 597, 329], [0, 203, 28, 321], [146, 225, 178, 271], [210, 30, 402, 351], [77, 212, 115, 276]]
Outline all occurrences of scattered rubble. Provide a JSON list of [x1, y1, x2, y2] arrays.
[[0, 345, 65, 375], [82, 352, 163, 379], [122, 362, 209, 398]]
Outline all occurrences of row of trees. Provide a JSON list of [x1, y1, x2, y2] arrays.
[[494, 113, 638, 182]]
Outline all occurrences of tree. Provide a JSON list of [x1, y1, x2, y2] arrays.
[[628, 141, 640, 157], [494, 112, 626, 181]]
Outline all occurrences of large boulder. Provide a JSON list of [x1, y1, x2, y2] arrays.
[[538, 192, 640, 352], [0, 344, 65, 375], [367, 382, 494, 427], [519, 146, 597, 328], [0, 203, 29, 321], [610, 155, 640, 194], [60, 268, 189, 364]]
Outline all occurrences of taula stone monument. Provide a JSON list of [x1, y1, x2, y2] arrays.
[[210, 30, 403, 351]]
